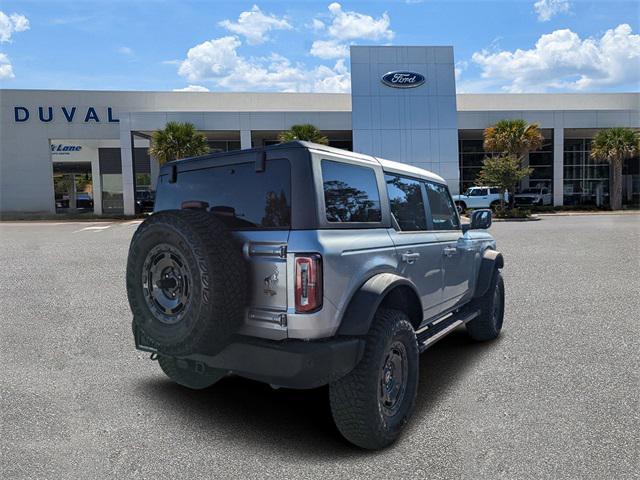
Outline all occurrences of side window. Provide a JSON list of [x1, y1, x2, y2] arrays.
[[469, 188, 483, 196], [385, 174, 428, 231], [490, 188, 500, 195], [424, 181, 460, 230], [321, 160, 382, 223]]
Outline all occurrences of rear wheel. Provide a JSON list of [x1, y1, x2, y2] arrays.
[[490, 200, 501, 212], [158, 355, 225, 390], [329, 309, 419, 450]]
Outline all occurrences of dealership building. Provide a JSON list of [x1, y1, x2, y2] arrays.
[[1, 45, 638, 215]]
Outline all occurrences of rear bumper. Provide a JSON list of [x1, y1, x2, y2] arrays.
[[134, 327, 365, 389]]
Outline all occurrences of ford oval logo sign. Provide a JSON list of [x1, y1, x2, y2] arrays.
[[381, 71, 425, 88]]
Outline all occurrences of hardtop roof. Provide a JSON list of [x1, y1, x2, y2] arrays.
[[166, 140, 446, 185]]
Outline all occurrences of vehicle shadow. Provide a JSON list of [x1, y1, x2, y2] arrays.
[[136, 327, 497, 457]]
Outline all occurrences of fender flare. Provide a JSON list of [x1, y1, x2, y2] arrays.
[[473, 249, 504, 299], [337, 273, 422, 336]]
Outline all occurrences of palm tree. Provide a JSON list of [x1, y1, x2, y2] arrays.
[[590, 128, 640, 210], [148, 122, 209, 165], [278, 124, 329, 145], [482, 119, 544, 209]]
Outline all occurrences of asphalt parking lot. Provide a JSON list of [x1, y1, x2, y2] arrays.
[[1, 214, 638, 479]]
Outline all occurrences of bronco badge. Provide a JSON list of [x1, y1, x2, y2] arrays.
[[263, 268, 279, 296]]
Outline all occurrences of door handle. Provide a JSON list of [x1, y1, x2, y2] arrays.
[[443, 247, 458, 257], [401, 252, 420, 264]]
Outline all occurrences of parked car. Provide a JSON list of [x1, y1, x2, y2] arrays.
[[135, 190, 155, 213], [75, 192, 94, 209], [514, 187, 552, 206], [126, 142, 505, 450], [452, 186, 507, 212]]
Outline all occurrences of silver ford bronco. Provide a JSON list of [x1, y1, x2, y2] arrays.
[[127, 141, 504, 450]]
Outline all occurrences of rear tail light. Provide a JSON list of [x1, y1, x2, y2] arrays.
[[295, 254, 323, 313]]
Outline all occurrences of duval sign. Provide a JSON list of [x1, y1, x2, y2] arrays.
[[13, 106, 119, 123], [381, 71, 425, 88]]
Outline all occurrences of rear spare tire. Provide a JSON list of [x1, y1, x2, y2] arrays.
[[127, 210, 247, 356]]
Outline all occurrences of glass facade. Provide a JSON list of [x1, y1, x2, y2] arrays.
[[208, 140, 241, 153], [458, 132, 553, 193], [527, 137, 553, 191], [563, 139, 610, 206]]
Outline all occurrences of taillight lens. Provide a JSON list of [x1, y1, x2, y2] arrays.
[[295, 254, 323, 313]]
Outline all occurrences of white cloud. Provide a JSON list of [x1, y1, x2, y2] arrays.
[[310, 18, 325, 32], [173, 85, 210, 92], [325, 3, 393, 41], [0, 52, 14, 79], [177, 35, 350, 92], [308, 3, 394, 59], [310, 39, 349, 59], [454, 60, 468, 80], [471, 24, 640, 92], [178, 36, 243, 82], [0, 11, 29, 43], [533, 0, 570, 22], [118, 46, 134, 56], [219, 5, 291, 45]]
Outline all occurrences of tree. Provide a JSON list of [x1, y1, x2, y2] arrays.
[[483, 119, 544, 159], [476, 155, 533, 210], [590, 128, 640, 210], [148, 122, 209, 165], [278, 124, 329, 145], [482, 119, 544, 209]]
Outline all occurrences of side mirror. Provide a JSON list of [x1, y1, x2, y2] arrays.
[[464, 209, 492, 231]]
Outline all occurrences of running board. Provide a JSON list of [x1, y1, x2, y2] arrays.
[[416, 307, 480, 352]]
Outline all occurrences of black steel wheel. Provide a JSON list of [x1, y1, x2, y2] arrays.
[[467, 270, 504, 341], [142, 244, 192, 324], [329, 308, 419, 450]]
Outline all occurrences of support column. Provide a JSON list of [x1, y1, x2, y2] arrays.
[[120, 116, 136, 215], [240, 130, 252, 150], [553, 127, 564, 206], [91, 150, 102, 215], [149, 154, 160, 191]]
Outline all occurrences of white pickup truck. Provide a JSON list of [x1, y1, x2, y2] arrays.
[[452, 187, 507, 212]]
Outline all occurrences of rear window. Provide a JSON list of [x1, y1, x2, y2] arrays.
[[321, 160, 381, 223], [155, 159, 291, 229]]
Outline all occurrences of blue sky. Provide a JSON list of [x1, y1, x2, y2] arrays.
[[1, 0, 638, 93]]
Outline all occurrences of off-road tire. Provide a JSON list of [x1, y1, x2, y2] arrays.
[[329, 308, 419, 450], [127, 210, 247, 356], [455, 201, 467, 213], [467, 270, 504, 341], [490, 200, 501, 212], [158, 355, 225, 390]]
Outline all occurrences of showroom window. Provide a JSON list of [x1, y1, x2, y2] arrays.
[[459, 130, 554, 193], [563, 138, 610, 206]]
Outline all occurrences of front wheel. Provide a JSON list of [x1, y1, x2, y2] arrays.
[[329, 309, 419, 449], [467, 271, 504, 341], [455, 201, 467, 214]]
